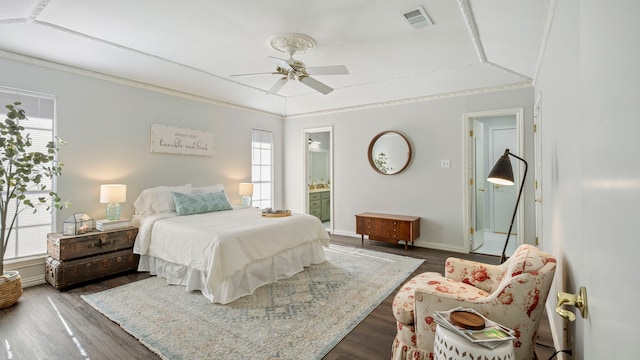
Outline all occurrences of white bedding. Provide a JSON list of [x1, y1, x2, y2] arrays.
[[133, 207, 330, 304]]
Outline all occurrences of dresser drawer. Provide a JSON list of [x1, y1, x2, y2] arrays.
[[309, 207, 322, 218], [309, 193, 322, 201], [393, 220, 411, 238]]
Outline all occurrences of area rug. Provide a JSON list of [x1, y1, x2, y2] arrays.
[[82, 244, 423, 360]]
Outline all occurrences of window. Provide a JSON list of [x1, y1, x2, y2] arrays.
[[251, 129, 273, 209], [0, 88, 56, 261]]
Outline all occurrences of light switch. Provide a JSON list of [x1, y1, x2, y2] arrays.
[[441, 160, 451, 168]]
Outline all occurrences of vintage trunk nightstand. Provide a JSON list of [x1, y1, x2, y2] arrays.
[[45, 227, 139, 289]]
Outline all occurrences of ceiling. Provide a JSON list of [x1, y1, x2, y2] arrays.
[[0, 0, 554, 117]]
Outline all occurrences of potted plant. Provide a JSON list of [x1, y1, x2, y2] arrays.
[[0, 102, 65, 309], [374, 152, 394, 174]]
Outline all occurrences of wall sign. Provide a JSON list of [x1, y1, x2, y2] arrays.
[[150, 124, 215, 156]]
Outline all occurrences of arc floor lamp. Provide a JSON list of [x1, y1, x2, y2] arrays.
[[486, 149, 528, 264]]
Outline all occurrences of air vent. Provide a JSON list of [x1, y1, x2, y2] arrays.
[[402, 6, 433, 29]]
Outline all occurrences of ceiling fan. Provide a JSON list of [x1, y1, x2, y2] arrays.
[[231, 33, 348, 95]]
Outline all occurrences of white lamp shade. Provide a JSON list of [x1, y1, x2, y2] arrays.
[[100, 184, 127, 203], [238, 183, 254, 196]]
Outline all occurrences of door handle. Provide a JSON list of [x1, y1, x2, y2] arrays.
[[555, 287, 588, 321], [478, 188, 486, 192]]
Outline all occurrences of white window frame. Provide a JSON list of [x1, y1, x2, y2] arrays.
[[0, 87, 57, 261], [251, 129, 273, 209]]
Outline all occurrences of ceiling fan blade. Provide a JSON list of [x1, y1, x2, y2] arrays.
[[267, 77, 288, 94], [306, 65, 349, 76], [230, 71, 276, 77], [299, 76, 334, 95], [268, 56, 293, 71]]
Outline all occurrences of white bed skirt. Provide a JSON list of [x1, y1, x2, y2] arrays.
[[137, 240, 327, 304]]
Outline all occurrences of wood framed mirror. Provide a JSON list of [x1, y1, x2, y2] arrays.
[[368, 131, 412, 175]]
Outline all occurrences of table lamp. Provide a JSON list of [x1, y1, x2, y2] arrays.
[[100, 184, 127, 221], [486, 149, 528, 264], [239, 183, 254, 207]]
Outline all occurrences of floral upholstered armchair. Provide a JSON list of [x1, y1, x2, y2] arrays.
[[391, 244, 556, 360]]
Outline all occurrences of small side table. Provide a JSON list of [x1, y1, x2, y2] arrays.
[[434, 324, 515, 360]]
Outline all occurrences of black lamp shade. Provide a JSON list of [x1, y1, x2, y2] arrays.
[[487, 150, 515, 186]]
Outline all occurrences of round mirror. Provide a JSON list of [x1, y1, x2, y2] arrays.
[[368, 131, 412, 175]]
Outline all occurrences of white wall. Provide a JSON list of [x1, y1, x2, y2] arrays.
[[536, 0, 640, 358], [0, 57, 283, 231], [2, 56, 534, 285], [283, 88, 534, 252]]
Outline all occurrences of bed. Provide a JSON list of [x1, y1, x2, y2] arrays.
[[131, 184, 330, 304]]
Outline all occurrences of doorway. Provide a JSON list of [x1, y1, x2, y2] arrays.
[[464, 108, 524, 257], [304, 127, 333, 232]]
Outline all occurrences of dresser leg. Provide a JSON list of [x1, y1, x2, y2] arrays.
[[361, 234, 364, 247]]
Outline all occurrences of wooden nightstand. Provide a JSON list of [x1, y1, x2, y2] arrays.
[[45, 227, 139, 289]]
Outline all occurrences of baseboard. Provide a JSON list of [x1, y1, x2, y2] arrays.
[[545, 301, 569, 359], [20, 275, 46, 288], [330, 229, 359, 238], [415, 241, 465, 253], [330, 230, 466, 253], [4, 255, 47, 288]]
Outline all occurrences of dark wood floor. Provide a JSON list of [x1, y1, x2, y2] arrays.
[[0, 235, 555, 360]]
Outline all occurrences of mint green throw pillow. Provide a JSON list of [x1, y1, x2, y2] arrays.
[[172, 191, 232, 216]]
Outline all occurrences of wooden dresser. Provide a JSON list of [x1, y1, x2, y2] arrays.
[[355, 212, 420, 250]]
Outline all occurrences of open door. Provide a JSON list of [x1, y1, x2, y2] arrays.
[[470, 121, 484, 251], [490, 127, 518, 234], [304, 127, 333, 232], [464, 108, 524, 256]]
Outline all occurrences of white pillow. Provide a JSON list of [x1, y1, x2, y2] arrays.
[[133, 184, 191, 215], [192, 183, 232, 204], [191, 184, 224, 194]]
